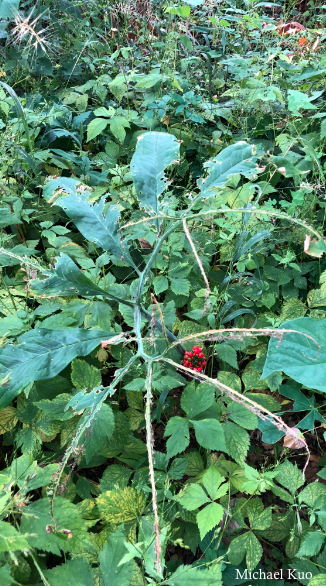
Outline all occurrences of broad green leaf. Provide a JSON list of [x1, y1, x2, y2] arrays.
[[246, 499, 272, 530], [44, 559, 94, 586], [179, 484, 210, 511], [299, 482, 326, 509], [34, 394, 75, 421], [257, 511, 294, 542], [20, 497, 93, 555], [166, 5, 191, 16], [185, 451, 204, 476], [280, 385, 326, 430], [31, 253, 117, 301], [168, 457, 188, 480], [135, 73, 162, 88], [275, 459, 305, 494], [99, 527, 133, 586], [218, 371, 242, 392], [198, 142, 259, 198], [94, 106, 115, 117], [165, 416, 190, 458], [191, 419, 227, 452], [288, 90, 317, 116], [71, 358, 102, 392], [166, 563, 222, 586], [227, 531, 262, 570], [216, 344, 238, 369], [245, 392, 281, 412], [181, 381, 215, 418], [153, 275, 169, 295], [26, 463, 60, 491], [0, 0, 20, 18], [109, 116, 130, 143], [196, 502, 224, 540], [288, 560, 317, 584], [100, 464, 132, 491], [202, 466, 225, 501], [0, 521, 29, 552], [0, 328, 117, 409], [130, 132, 179, 228], [86, 117, 109, 142], [296, 532, 325, 557], [15, 428, 42, 457], [170, 278, 190, 296], [226, 401, 258, 430], [224, 421, 249, 466], [262, 317, 326, 393], [81, 403, 115, 463], [0, 564, 15, 586], [43, 178, 137, 269]]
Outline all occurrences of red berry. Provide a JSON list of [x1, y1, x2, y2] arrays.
[[188, 353, 193, 358], [198, 352, 204, 358], [198, 367, 203, 372]]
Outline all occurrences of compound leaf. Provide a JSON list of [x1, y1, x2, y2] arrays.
[[99, 527, 133, 586]]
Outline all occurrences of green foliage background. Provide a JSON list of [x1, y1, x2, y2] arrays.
[[1, 0, 326, 584]]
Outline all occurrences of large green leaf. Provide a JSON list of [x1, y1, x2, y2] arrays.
[[227, 531, 263, 571], [43, 178, 137, 270], [166, 564, 222, 586], [181, 381, 215, 419], [165, 417, 190, 459], [82, 403, 115, 463], [31, 253, 117, 300], [44, 559, 94, 586], [0, 0, 20, 18], [179, 484, 210, 511], [198, 142, 259, 198], [0, 521, 29, 553], [130, 131, 179, 228], [0, 328, 118, 408], [197, 502, 224, 540], [262, 317, 326, 393], [191, 419, 227, 452], [99, 527, 133, 586], [224, 421, 249, 465], [20, 497, 93, 555]]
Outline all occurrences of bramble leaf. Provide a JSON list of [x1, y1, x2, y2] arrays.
[[99, 527, 133, 586]]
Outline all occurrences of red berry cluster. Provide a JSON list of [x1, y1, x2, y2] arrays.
[[182, 346, 207, 372]]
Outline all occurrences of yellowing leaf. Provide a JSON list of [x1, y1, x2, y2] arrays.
[[0, 406, 17, 434], [97, 488, 146, 525]]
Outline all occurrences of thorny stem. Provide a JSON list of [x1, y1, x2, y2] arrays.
[[145, 362, 162, 575]]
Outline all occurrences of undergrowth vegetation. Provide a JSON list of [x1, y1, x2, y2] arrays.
[[1, 0, 326, 584]]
